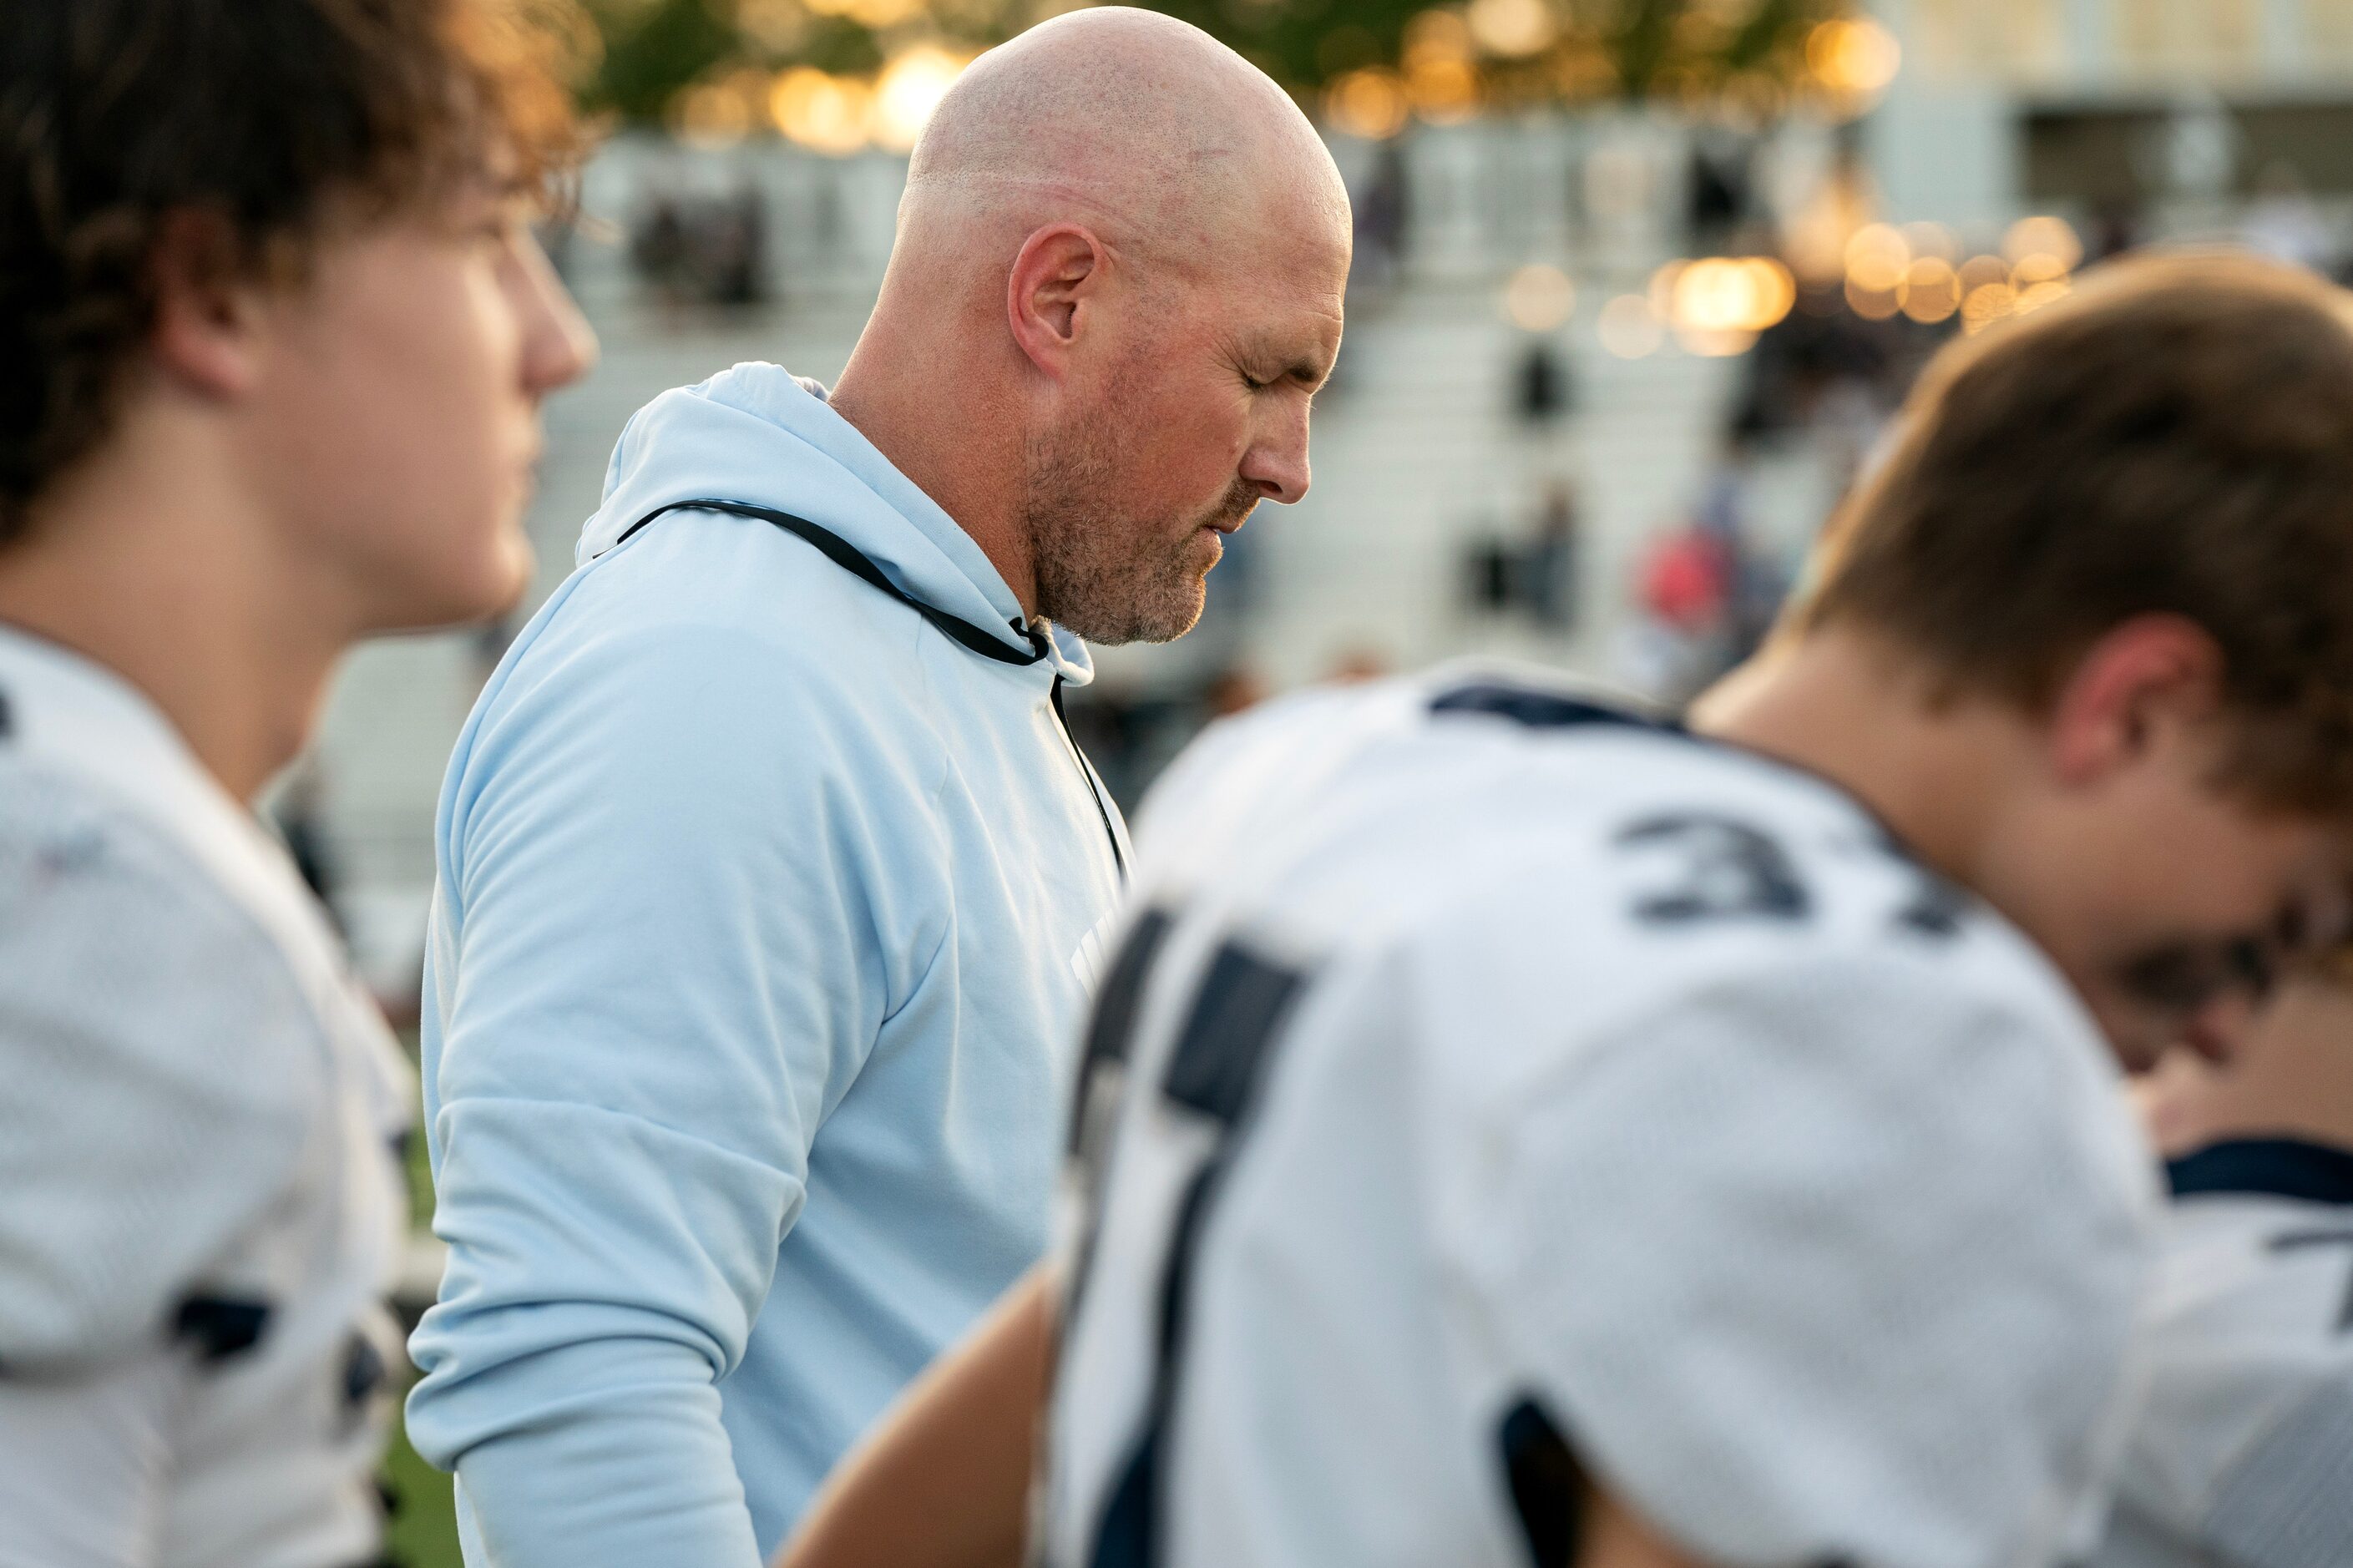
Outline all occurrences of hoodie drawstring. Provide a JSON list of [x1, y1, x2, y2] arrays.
[[615, 498, 1127, 886]]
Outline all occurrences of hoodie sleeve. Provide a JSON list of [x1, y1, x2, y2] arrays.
[[404, 617, 915, 1568]]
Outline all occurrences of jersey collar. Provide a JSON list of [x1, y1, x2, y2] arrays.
[[2166, 1137, 2353, 1206], [1428, 680, 1676, 734], [0, 621, 347, 992]]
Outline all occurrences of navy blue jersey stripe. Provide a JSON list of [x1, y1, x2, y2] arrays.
[[1430, 681, 1670, 734], [1062, 908, 1183, 1334], [175, 1295, 272, 1364], [1067, 908, 1176, 1155], [1086, 941, 1309, 1568], [1498, 1397, 1586, 1566], [2168, 1138, 2353, 1206], [1162, 945, 1307, 1127]]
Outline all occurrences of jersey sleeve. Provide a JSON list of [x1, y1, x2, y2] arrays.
[[1450, 946, 2154, 1568], [0, 796, 316, 1373]]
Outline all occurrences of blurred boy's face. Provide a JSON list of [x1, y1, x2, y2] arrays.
[[2137, 959, 2353, 1155], [1972, 705, 2345, 1074], [239, 180, 595, 631]]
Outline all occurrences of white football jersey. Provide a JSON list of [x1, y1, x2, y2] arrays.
[[0, 625, 410, 1568], [1043, 668, 2159, 1568], [2088, 1140, 2353, 1568]]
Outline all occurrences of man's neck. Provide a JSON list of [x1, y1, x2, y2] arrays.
[[1688, 626, 2011, 888], [0, 463, 347, 802], [828, 312, 1038, 619]]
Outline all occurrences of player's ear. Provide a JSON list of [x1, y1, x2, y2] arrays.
[[1007, 224, 1107, 377], [2046, 614, 2227, 788], [148, 208, 270, 400]]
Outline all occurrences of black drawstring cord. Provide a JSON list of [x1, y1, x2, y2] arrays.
[[615, 497, 1128, 884], [612, 498, 1043, 666], [1050, 669, 1128, 884]]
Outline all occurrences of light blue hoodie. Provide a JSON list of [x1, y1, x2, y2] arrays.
[[405, 364, 1129, 1566]]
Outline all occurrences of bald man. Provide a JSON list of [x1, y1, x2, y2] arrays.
[[401, 12, 1350, 1566]]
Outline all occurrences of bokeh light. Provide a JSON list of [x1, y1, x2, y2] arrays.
[[1679, 326, 1758, 357], [803, 0, 926, 28], [1648, 259, 1687, 321], [1658, 255, 1795, 353], [771, 67, 873, 154], [1900, 256, 1961, 323], [1962, 281, 2019, 332], [2015, 277, 2072, 315], [672, 78, 756, 149], [871, 46, 970, 154], [1843, 224, 1910, 293], [2002, 215, 2084, 272], [1597, 294, 1664, 358], [1503, 263, 1576, 331], [1465, 0, 1557, 58], [2011, 252, 2069, 288], [1806, 17, 1901, 101], [1844, 274, 1903, 321], [1403, 8, 1475, 69], [1956, 254, 2011, 295], [1407, 56, 1480, 122], [736, 0, 808, 53], [1325, 68, 1410, 139], [1671, 257, 1795, 335], [1899, 222, 1958, 265]]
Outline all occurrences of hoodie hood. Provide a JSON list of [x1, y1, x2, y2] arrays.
[[577, 362, 1094, 683]]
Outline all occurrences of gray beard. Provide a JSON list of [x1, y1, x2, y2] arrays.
[[1022, 436, 1249, 645], [1030, 511, 1209, 645]]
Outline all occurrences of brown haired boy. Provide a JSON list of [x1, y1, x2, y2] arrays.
[[775, 252, 2353, 1568], [0, 1, 590, 1560], [1773, 250, 2353, 1068]]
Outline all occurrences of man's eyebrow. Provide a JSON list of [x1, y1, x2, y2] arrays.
[[1253, 343, 1336, 387], [1231, 324, 1340, 387]]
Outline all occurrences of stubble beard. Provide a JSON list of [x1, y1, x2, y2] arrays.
[[1021, 418, 1252, 647]]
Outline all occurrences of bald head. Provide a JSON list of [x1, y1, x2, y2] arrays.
[[903, 8, 1348, 272]]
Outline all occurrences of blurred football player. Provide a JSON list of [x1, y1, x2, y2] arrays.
[[777, 251, 2353, 1568], [0, 1, 590, 1561]]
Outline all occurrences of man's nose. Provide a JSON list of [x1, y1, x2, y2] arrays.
[[1242, 392, 1318, 503], [1240, 416, 1311, 506]]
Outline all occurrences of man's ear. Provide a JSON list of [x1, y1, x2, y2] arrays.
[[2047, 613, 2227, 787], [1006, 224, 1107, 377], [148, 209, 268, 400]]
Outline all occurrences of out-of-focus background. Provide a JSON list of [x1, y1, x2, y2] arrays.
[[327, 2, 2353, 1558]]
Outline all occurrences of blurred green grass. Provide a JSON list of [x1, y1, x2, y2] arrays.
[[385, 1402, 463, 1568], [389, 1042, 463, 1568]]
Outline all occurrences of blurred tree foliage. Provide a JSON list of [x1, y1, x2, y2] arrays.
[[574, 0, 1847, 126]]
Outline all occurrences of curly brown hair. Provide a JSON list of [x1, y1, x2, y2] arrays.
[[1791, 250, 2353, 814], [0, 0, 584, 543]]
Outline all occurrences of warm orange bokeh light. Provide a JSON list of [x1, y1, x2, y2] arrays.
[[772, 67, 873, 154], [1326, 68, 1410, 139]]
